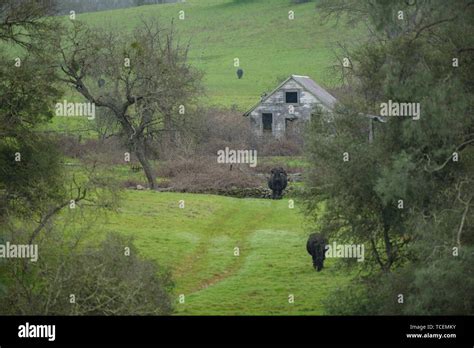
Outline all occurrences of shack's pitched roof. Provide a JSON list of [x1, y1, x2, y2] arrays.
[[292, 75, 337, 109], [243, 75, 337, 116]]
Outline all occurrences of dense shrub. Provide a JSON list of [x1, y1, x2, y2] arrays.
[[325, 248, 474, 315], [159, 107, 303, 159], [57, 135, 135, 165], [157, 156, 263, 192], [0, 232, 174, 315]]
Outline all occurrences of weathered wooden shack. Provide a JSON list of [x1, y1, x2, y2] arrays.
[[243, 75, 337, 137]]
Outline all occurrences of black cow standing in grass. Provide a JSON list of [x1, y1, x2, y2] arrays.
[[268, 167, 287, 199], [306, 233, 328, 271]]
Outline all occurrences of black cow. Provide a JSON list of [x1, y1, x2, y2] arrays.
[[268, 167, 287, 199], [306, 233, 328, 271]]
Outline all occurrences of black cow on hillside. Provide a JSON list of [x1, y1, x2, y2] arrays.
[[306, 233, 328, 271], [268, 167, 288, 199]]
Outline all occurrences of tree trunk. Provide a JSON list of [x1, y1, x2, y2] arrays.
[[134, 143, 157, 190]]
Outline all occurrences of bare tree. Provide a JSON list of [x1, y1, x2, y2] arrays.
[[57, 20, 202, 189]]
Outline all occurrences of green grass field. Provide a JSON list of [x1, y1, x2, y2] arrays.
[[94, 191, 349, 315]]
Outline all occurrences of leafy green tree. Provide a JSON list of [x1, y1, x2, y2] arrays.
[[306, 0, 473, 313], [0, 0, 64, 230], [0, 0, 58, 51]]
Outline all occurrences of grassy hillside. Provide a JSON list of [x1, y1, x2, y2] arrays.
[[46, 0, 364, 134], [69, 0, 363, 110], [96, 191, 349, 315]]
